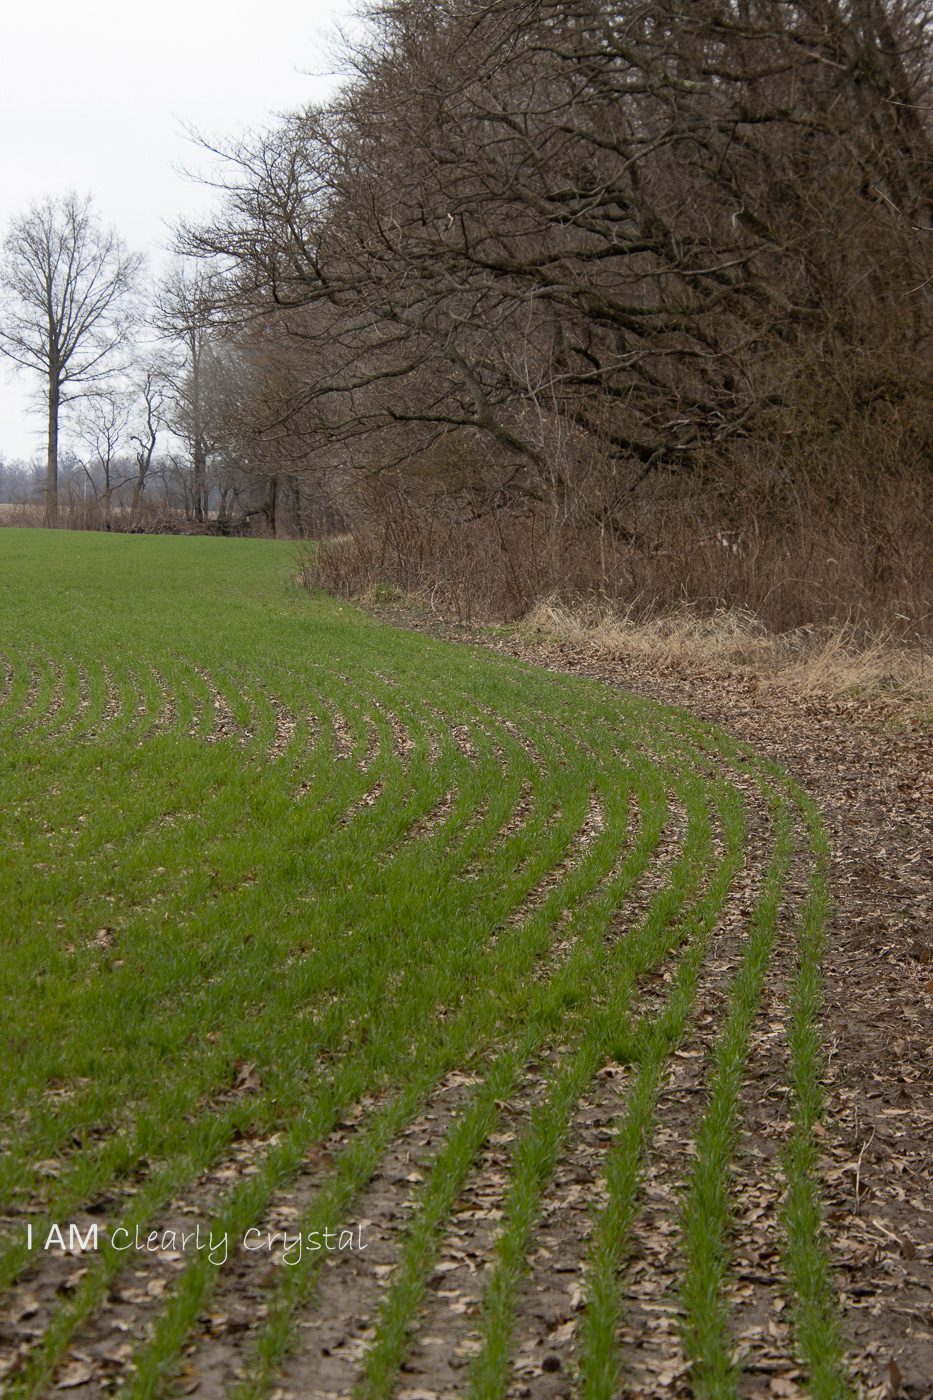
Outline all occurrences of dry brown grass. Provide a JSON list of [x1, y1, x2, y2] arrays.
[[0, 502, 45, 526], [522, 597, 933, 703]]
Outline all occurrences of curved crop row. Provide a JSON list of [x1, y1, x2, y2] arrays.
[[0, 532, 849, 1399]]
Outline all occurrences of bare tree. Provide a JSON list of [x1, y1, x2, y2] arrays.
[[0, 194, 141, 520], [74, 388, 135, 528], [129, 368, 166, 515], [155, 263, 224, 523], [174, 0, 931, 624], [185, 0, 931, 512]]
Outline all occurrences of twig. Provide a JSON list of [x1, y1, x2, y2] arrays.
[[854, 1129, 875, 1214]]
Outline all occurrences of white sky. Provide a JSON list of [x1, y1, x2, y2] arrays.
[[0, 0, 356, 462]]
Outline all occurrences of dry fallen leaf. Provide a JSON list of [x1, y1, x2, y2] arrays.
[[11, 1294, 40, 1324], [887, 1356, 903, 1396], [55, 1360, 94, 1389], [232, 1059, 261, 1092]]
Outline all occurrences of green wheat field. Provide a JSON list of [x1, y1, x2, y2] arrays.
[[0, 531, 850, 1398]]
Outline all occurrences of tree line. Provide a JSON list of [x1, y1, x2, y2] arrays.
[[2, 1, 930, 626], [0, 196, 270, 529]]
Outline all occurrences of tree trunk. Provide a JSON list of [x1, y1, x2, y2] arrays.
[[190, 336, 207, 524], [263, 476, 278, 535], [46, 372, 59, 522], [290, 478, 303, 536], [193, 437, 207, 523], [131, 469, 146, 514]]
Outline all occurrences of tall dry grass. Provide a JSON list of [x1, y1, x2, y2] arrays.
[[522, 597, 932, 702]]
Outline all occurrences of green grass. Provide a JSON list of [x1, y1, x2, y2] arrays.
[[0, 529, 851, 1397], [678, 798, 795, 1397]]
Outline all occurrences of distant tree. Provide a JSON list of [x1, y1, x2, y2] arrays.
[[129, 368, 166, 515], [0, 194, 141, 520], [155, 263, 224, 523], [74, 388, 133, 528]]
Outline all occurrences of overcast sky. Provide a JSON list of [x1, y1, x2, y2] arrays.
[[0, 0, 355, 461]]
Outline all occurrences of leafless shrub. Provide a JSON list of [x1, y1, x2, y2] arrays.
[[300, 450, 932, 641]]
